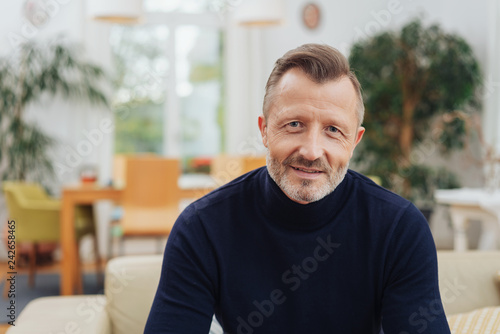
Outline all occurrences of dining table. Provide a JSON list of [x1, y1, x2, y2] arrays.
[[59, 174, 217, 295], [434, 187, 500, 251]]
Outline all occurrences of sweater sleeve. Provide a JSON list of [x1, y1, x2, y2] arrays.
[[380, 203, 451, 334], [144, 205, 217, 333]]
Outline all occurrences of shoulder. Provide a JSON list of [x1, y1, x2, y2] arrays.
[[346, 170, 412, 210], [174, 167, 265, 224], [196, 167, 265, 208], [345, 170, 428, 233]]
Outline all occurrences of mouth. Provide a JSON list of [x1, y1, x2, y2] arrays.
[[290, 166, 323, 173], [289, 165, 325, 180]]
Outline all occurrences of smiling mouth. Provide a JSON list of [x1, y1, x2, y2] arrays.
[[291, 166, 323, 174]]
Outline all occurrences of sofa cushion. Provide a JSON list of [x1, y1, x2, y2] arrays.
[[105, 255, 163, 334], [437, 251, 500, 316], [6, 295, 109, 334], [447, 306, 500, 333]]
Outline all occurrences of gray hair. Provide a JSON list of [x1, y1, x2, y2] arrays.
[[263, 43, 364, 127]]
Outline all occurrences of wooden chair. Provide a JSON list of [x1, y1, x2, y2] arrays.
[[210, 155, 267, 185], [116, 157, 182, 254], [2, 181, 100, 296]]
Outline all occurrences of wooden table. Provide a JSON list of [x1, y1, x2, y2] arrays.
[[59, 175, 217, 295], [435, 188, 500, 251], [60, 186, 122, 295]]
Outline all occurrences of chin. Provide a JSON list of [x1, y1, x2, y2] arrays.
[[266, 151, 349, 203], [285, 182, 334, 203]]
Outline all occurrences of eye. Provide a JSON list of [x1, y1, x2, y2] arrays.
[[327, 125, 339, 133], [285, 121, 303, 132]]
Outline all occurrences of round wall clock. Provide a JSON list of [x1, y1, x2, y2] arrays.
[[23, 0, 49, 27], [302, 3, 321, 30]]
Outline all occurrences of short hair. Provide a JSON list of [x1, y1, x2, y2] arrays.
[[263, 43, 364, 127]]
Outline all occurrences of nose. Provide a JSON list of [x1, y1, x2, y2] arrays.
[[298, 130, 324, 161]]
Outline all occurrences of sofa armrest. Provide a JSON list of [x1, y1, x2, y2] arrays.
[[95, 304, 112, 334], [438, 251, 500, 316], [7, 295, 109, 334], [105, 255, 163, 334]]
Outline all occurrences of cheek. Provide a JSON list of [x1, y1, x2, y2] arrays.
[[268, 137, 298, 160], [269, 141, 295, 160], [267, 128, 297, 149], [324, 144, 354, 166]]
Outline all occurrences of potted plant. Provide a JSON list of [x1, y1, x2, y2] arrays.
[[348, 18, 482, 213], [0, 38, 110, 183], [0, 38, 110, 265]]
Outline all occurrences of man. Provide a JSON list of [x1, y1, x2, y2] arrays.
[[145, 44, 450, 333]]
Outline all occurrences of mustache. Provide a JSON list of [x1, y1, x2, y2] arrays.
[[282, 154, 332, 172]]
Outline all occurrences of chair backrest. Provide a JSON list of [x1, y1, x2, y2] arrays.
[[242, 156, 266, 174], [2, 181, 49, 215], [121, 157, 180, 207], [3, 181, 49, 200], [210, 155, 266, 185], [112, 153, 159, 189], [2, 181, 61, 242], [112, 154, 128, 189]]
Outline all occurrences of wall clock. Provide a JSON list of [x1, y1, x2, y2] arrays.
[[23, 0, 50, 27], [302, 3, 321, 30]]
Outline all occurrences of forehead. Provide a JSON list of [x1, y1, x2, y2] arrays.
[[269, 68, 358, 121]]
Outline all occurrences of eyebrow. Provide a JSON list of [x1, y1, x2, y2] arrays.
[[278, 107, 352, 128]]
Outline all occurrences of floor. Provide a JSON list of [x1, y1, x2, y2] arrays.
[[0, 259, 103, 334]]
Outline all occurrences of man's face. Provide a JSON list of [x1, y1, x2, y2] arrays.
[[258, 68, 365, 204]]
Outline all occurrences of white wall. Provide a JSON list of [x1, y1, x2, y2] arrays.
[[0, 0, 114, 188], [0, 1, 83, 52], [260, 0, 489, 78], [1, 0, 498, 256], [223, 0, 498, 249], [226, 0, 494, 159], [0, 0, 115, 259]]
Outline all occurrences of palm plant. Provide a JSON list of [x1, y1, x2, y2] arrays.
[[349, 18, 481, 207], [0, 39, 109, 182]]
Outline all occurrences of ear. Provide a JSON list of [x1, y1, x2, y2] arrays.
[[350, 126, 365, 158], [258, 115, 268, 148]]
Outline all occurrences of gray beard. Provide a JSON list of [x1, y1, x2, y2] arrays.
[[266, 151, 349, 203]]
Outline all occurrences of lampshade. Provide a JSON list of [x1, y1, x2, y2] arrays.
[[87, 0, 143, 24], [232, 0, 285, 27]]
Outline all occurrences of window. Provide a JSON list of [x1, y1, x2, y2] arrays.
[[110, 2, 224, 171], [111, 25, 169, 154], [176, 26, 224, 158]]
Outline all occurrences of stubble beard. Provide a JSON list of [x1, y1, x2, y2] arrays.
[[266, 150, 349, 203]]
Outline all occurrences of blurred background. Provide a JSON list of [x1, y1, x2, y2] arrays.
[[0, 0, 499, 280]]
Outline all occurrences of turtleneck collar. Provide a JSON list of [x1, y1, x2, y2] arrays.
[[259, 167, 351, 231]]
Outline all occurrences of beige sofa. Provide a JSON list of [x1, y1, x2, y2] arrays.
[[7, 251, 500, 333]]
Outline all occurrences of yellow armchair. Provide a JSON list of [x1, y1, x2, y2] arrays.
[[2, 181, 99, 295]]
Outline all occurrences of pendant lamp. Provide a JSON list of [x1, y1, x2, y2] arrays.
[[232, 0, 285, 27], [87, 0, 143, 24]]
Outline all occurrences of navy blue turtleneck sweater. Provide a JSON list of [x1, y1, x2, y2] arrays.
[[145, 168, 450, 334]]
